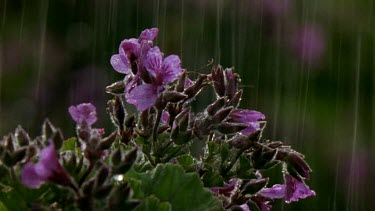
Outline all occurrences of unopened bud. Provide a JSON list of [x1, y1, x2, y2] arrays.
[[176, 71, 187, 92], [15, 126, 30, 146], [96, 166, 110, 186], [99, 131, 117, 150], [6, 135, 14, 152], [225, 68, 240, 99], [241, 178, 269, 195], [51, 129, 64, 150], [42, 119, 56, 141], [184, 74, 208, 98], [217, 122, 248, 134], [212, 107, 233, 123], [175, 108, 190, 132], [111, 148, 122, 166], [105, 80, 126, 95], [285, 153, 311, 179], [207, 97, 226, 116], [227, 90, 243, 108], [13, 147, 27, 163], [164, 91, 188, 103], [212, 66, 225, 97], [113, 148, 137, 174]]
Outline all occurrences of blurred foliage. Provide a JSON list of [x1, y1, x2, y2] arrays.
[[1, 0, 375, 210]]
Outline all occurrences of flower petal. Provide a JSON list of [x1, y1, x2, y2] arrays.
[[138, 28, 159, 42], [120, 38, 141, 63], [68, 103, 97, 126], [110, 54, 131, 74], [125, 84, 159, 111], [230, 109, 266, 123], [284, 174, 315, 203], [144, 47, 163, 78], [161, 55, 183, 84], [21, 163, 44, 189], [259, 184, 286, 199]]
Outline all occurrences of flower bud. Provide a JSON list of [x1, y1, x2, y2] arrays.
[[212, 107, 233, 123], [111, 148, 122, 166], [96, 166, 110, 186], [42, 119, 56, 142], [13, 147, 27, 163], [285, 153, 311, 179], [99, 131, 117, 150], [211, 66, 225, 97], [6, 135, 14, 152], [184, 74, 208, 99], [176, 71, 187, 92], [163, 91, 188, 103], [225, 68, 240, 100], [105, 80, 126, 95], [241, 178, 269, 195], [217, 122, 248, 134], [15, 126, 30, 146], [207, 97, 226, 116], [227, 90, 243, 108]]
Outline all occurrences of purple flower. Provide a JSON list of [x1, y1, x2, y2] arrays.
[[240, 204, 251, 211], [284, 174, 315, 203], [228, 109, 266, 135], [125, 47, 183, 111], [290, 24, 325, 65], [21, 142, 71, 189], [69, 103, 97, 126], [110, 28, 159, 74], [259, 174, 315, 203]]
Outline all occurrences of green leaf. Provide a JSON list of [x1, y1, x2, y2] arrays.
[[127, 164, 224, 211], [176, 155, 196, 172], [133, 196, 171, 211], [202, 170, 224, 187], [61, 137, 77, 152], [0, 201, 8, 211]]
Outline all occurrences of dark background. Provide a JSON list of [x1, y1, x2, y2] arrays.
[[1, 0, 374, 210]]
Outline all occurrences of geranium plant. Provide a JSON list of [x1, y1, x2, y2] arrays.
[[0, 28, 314, 211]]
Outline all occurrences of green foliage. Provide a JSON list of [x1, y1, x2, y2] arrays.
[[133, 196, 171, 211], [127, 164, 224, 211]]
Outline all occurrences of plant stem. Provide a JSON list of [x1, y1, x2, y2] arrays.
[[152, 110, 162, 156], [78, 161, 95, 187]]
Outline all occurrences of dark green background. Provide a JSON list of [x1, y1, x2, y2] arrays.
[[1, 0, 374, 210]]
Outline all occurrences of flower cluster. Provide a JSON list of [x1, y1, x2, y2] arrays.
[[110, 28, 183, 111], [0, 28, 315, 211]]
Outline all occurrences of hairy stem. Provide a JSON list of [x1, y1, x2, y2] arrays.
[[78, 161, 95, 187], [152, 110, 162, 158]]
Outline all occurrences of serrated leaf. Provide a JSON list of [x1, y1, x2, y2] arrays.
[[176, 155, 196, 172], [133, 195, 171, 211], [126, 164, 224, 211]]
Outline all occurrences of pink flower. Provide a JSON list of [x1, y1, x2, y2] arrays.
[[68, 103, 97, 126], [21, 142, 71, 189], [259, 174, 315, 203], [125, 47, 183, 111], [110, 28, 159, 74]]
